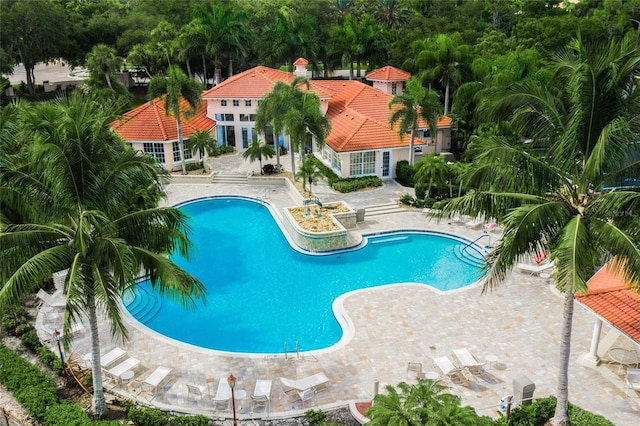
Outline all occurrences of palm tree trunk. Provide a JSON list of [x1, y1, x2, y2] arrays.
[[409, 129, 416, 166], [186, 59, 192, 78], [104, 73, 113, 90], [176, 118, 188, 175], [290, 139, 296, 177], [201, 54, 208, 87], [427, 176, 433, 198], [444, 80, 450, 116], [88, 294, 108, 417], [274, 126, 281, 168], [551, 291, 574, 426]]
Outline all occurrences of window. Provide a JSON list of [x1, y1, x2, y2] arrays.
[[241, 127, 257, 149], [322, 146, 341, 173], [143, 142, 165, 163], [215, 113, 234, 121], [391, 82, 397, 94], [172, 141, 193, 163], [233, 100, 239, 107], [221, 100, 227, 106], [245, 100, 251, 107], [239, 114, 256, 122], [217, 125, 236, 147], [349, 151, 376, 176]]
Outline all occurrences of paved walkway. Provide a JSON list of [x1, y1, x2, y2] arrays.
[[40, 153, 639, 425]]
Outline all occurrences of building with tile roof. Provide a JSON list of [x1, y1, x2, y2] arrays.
[[111, 96, 215, 172], [201, 60, 452, 179], [576, 263, 640, 366]]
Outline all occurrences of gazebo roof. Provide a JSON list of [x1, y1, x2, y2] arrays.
[[576, 264, 640, 344]]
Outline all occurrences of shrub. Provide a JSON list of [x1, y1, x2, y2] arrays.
[[395, 160, 415, 186], [399, 194, 416, 206], [128, 406, 167, 426], [305, 409, 327, 425], [331, 175, 382, 193], [45, 402, 94, 426], [414, 183, 427, 200], [37, 346, 63, 375], [20, 330, 41, 352], [1, 307, 30, 336], [168, 414, 211, 426], [14, 386, 59, 423]]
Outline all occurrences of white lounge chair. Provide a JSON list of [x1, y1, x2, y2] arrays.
[[296, 387, 316, 407], [212, 378, 232, 411], [187, 383, 209, 402], [433, 356, 468, 385], [279, 372, 330, 395], [252, 379, 273, 415], [103, 357, 139, 387], [465, 215, 485, 229], [37, 289, 65, 307], [83, 347, 126, 368], [142, 366, 172, 399], [452, 348, 486, 375], [516, 261, 555, 275], [625, 368, 640, 392]]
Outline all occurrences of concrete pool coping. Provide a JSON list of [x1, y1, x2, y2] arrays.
[[39, 168, 640, 425]]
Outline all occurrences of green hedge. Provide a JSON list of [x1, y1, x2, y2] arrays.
[[128, 406, 210, 426], [395, 160, 415, 186], [306, 154, 382, 193], [494, 397, 614, 426]]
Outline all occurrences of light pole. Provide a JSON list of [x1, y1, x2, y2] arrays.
[[52, 329, 65, 378], [227, 373, 237, 426]]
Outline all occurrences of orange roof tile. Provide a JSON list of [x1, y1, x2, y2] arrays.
[[576, 265, 640, 344], [365, 66, 411, 82], [294, 57, 309, 66], [314, 79, 450, 152], [111, 96, 214, 142]]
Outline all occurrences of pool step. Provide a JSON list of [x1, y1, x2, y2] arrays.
[[212, 174, 249, 185], [364, 203, 408, 217], [124, 286, 162, 324]]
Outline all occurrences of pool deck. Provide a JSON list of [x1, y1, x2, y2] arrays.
[[45, 153, 639, 425]]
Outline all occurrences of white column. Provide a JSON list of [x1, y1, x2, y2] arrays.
[[584, 318, 603, 366]]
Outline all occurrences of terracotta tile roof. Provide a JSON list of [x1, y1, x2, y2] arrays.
[[202, 65, 332, 100], [111, 96, 214, 142], [576, 264, 640, 344], [202, 66, 293, 99], [365, 66, 411, 82], [314, 80, 450, 152], [294, 57, 309, 66]]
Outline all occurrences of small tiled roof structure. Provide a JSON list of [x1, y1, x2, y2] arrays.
[[293, 57, 309, 66], [111, 96, 215, 142], [576, 264, 640, 344], [365, 65, 411, 82]]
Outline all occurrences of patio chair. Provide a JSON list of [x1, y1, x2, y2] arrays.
[[212, 378, 232, 411], [187, 383, 208, 402], [625, 368, 640, 392], [83, 347, 126, 369], [296, 387, 316, 408], [452, 348, 486, 376], [433, 356, 468, 385], [516, 261, 555, 276], [251, 379, 273, 415], [36, 289, 65, 307], [279, 372, 330, 396]]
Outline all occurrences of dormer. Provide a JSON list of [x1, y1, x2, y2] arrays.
[[294, 57, 309, 78], [365, 66, 411, 95]]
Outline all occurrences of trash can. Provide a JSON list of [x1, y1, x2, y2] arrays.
[[356, 208, 366, 222], [513, 376, 535, 406]]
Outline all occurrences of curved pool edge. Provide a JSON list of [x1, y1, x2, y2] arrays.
[[122, 195, 487, 357]]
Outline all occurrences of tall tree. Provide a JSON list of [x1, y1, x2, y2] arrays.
[[0, 92, 205, 418], [148, 64, 203, 175], [444, 33, 640, 426], [388, 77, 441, 166], [0, 0, 69, 94], [407, 33, 472, 115], [192, 1, 250, 85], [186, 129, 217, 167], [243, 139, 275, 175], [85, 44, 123, 92], [414, 153, 449, 198]]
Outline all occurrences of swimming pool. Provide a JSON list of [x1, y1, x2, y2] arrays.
[[125, 196, 484, 354]]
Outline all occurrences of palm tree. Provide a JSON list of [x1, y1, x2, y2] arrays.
[[243, 139, 275, 174], [366, 381, 417, 425], [443, 34, 640, 425], [84, 44, 123, 92], [295, 156, 323, 194], [414, 153, 449, 199], [425, 394, 481, 426], [0, 92, 206, 418], [148, 64, 203, 175], [389, 77, 441, 166], [407, 33, 472, 115], [186, 129, 217, 167]]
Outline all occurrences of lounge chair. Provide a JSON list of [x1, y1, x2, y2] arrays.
[[104, 357, 139, 387], [83, 347, 126, 368], [433, 356, 468, 385], [296, 387, 316, 408], [187, 383, 209, 402], [212, 378, 232, 411], [625, 368, 640, 391], [252, 379, 273, 415], [516, 261, 555, 275], [37, 289, 65, 307], [279, 372, 330, 396], [452, 348, 486, 375], [142, 366, 172, 399], [465, 215, 485, 229]]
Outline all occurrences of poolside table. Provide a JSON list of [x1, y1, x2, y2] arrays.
[[608, 347, 638, 375]]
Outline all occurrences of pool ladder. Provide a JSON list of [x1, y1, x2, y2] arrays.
[[284, 341, 303, 361]]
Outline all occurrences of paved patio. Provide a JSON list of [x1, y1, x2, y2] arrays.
[[40, 153, 639, 425]]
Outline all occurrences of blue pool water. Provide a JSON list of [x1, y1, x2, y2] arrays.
[[125, 197, 483, 353]]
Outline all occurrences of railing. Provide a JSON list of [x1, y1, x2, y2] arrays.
[[462, 234, 491, 255], [284, 340, 303, 360]]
